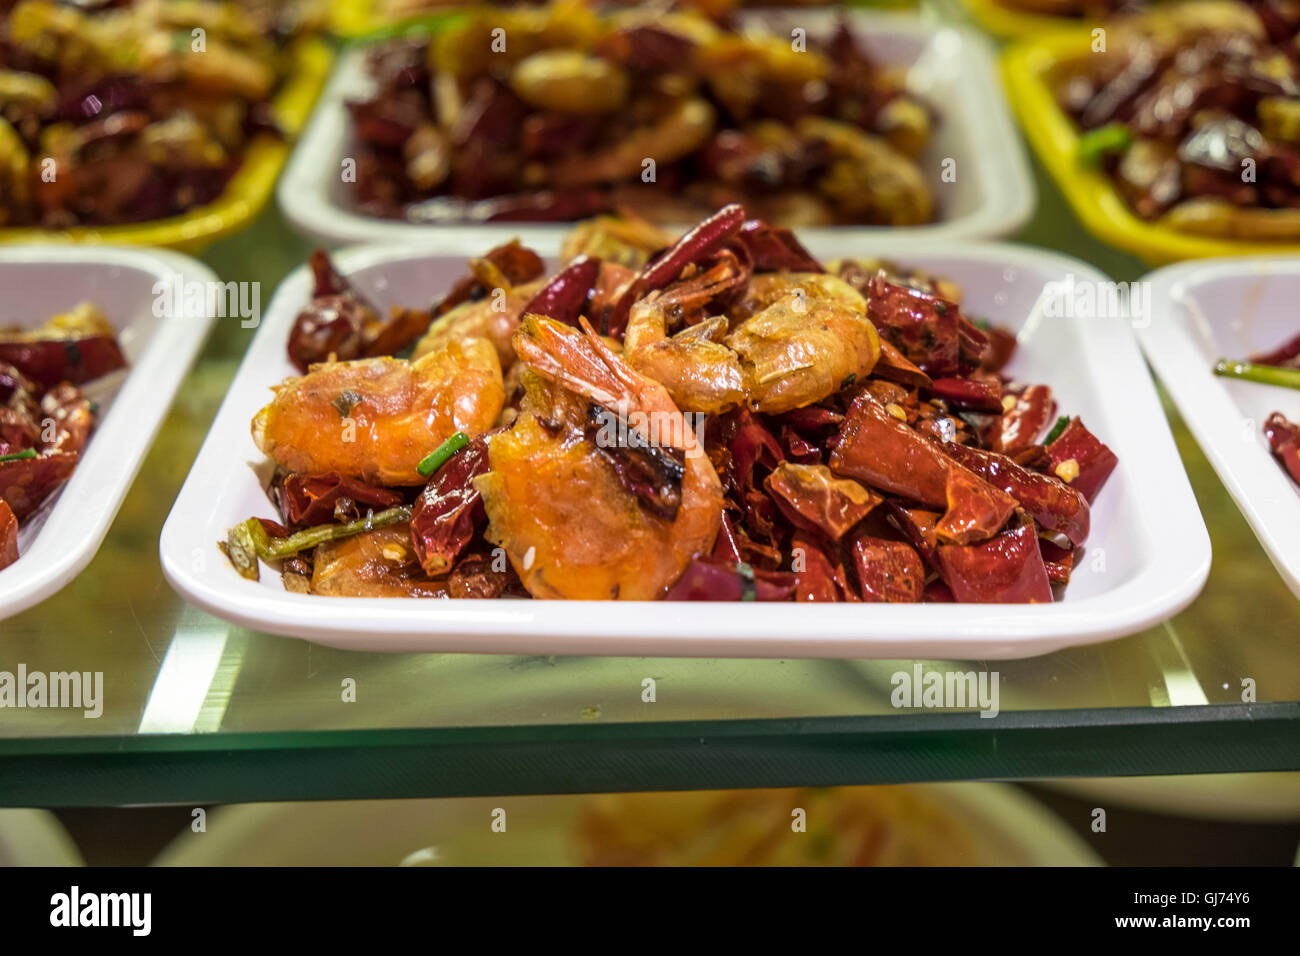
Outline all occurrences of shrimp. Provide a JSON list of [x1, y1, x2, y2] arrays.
[[475, 315, 723, 600], [253, 338, 504, 487], [412, 278, 546, 370], [623, 268, 881, 415], [798, 117, 932, 226], [622, 260, 749, 415], [550, 97, 716, 187]]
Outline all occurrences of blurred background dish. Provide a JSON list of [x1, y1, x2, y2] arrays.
[[150, 782, 1103, 866], [0, 0, 333, 249], [0, 809, 83, 866], [280, 8, 1032, 247]]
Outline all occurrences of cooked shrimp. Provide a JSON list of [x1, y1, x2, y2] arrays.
[[623, 268, 880, 415], [509, 50, 630, 114], [413, 279, 546, 370], [798, 117, 933, 226], [253, 338, 504, 487], [476, 315, 722, 599], [725, 295, 881, 414], [550, 97, 716, 187]]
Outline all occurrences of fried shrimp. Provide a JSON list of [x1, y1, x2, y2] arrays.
[[623, 267, 881, 415], [253, 338, 504, 487], [475, 315, 723, 599], [412, 279, 546, 370]]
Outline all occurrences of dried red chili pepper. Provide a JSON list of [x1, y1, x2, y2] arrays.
[[1251, 331, 1300, 368], [936, 520, 1053, 604], [934, 465, 1017, 546], [870, 341, 932, 390], [995, 384, 1056, 453], [929, 376, 1003, 413], [1046, 417, 1119, 502], [663, 558, 797, 601], [520, 255, 601, 328], [278, 472, 405, 528], [0, 452, 78, 521], [866, 276, 960, 377], [608, 203, 747, 336], [0, 499, 17, 571], [850, 532, 924, 603], [1263, 411, 1300, 484], [409, 438, 491, 575], [884, 501, 942, 569], [1039, 538, 1075, 585], [764, 461, 880, 541], [0, 335, 126, 391], [731, 219, 823, 273], [944, 441, 1090, 547], [38, 384, 93, 456], [830, 394, 1015, 543]]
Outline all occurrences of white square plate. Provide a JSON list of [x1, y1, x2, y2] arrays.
[[1138, 258, 1300, 600], [159, 238, 1209, 658], [0, 247, 217, 621], [277, 11, 1033, 249]]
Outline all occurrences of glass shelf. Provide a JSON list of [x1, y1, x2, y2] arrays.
[[2, 14, 1298, 807]]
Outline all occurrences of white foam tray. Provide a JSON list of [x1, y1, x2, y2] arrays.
[[159, 237, 1208, 657], [1138, 257, 1300, 600], [0, 246, 216, 622]]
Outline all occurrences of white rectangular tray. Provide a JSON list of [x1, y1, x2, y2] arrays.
[[159, 238, 1208, 658], [0, 246, 217, 622], [1138, 258, 1300, 600], [278, 10, 1034, 250]]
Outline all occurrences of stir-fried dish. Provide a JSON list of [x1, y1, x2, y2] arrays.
[[0, 0, 325, 229], [0, 303, 125, 571], [1215, 329, 1300, 484], [223, 203, 1118, 603], [345, 0, 936, 227], [1056, 0, 1300, 239]]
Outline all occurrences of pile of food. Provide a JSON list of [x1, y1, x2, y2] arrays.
[[1055, 0, 1300, 239], [223, 203, 1117, 603], [1215, 329, 1300, 485], [345, 0, 936, 226], [0, 0, 325, 229], [0, 303, 125, 571]]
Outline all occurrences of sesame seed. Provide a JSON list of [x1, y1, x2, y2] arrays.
[[1054, 458, 1080, 483], [886, 403, 907, 421], [1001, 395, 1017, 412], [523, 546, 536, 571]]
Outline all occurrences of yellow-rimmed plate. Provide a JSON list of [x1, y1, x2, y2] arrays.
[[328, 0, 918, 40], [961, 0, 1096, 40], [0, 37, 335, 252], [1004, 31, 1300, 264]]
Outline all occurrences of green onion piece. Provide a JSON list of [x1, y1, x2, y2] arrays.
[[737, 561, 757, 602], [0, 448, 37, 464], [1078, 123, 1134, 167], [416, 431, 470, 478], [222, 506, 413, 581], [349, 10, 466, 45], [1213, 359, 1300, 391], [1044, 415, 1071, 446]]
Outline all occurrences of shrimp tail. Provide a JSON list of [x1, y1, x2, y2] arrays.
[[514, 312, 629, 409]]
